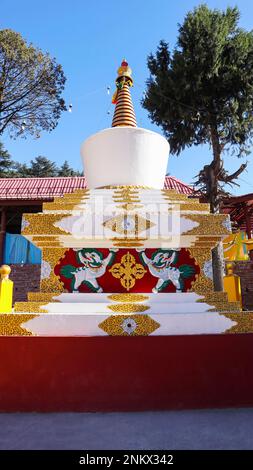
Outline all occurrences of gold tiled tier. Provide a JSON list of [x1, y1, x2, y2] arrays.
[[224, 313, 253, 334], [0, 314, 37, 336]]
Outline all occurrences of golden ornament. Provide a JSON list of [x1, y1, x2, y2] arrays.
[[107, 303, 150, 313], [109, 251, 147, 291], [98, 314, 160, 336]]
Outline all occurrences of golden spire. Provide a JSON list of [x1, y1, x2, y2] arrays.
[[111, 59, 137, 127]]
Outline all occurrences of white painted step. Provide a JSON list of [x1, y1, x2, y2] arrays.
[[52, 292, 204, 304]]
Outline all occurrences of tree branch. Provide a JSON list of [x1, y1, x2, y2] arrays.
[[220, 162, 248, 183]]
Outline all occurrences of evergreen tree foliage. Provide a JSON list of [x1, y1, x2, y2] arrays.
[[0, 141, 14, 177], [29, 155, 58, 177], [58, 160, 82, 177], [0, 147, 81, 178], [13, 161, 32, 178], [142, 4, 253, 213]]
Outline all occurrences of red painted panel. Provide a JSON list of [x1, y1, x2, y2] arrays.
[[0, 335, 253, 411], [54, 248, 199, 293]]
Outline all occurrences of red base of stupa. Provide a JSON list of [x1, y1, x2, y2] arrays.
[[0, 334, 253, 411]]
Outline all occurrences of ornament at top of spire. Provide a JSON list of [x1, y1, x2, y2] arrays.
[[116, 59, 133, 85], [112, 59, 134, 105]]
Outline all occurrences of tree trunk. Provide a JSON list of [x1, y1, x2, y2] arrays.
[[209, 125, 224, 291], [212, 242, 224, 291]]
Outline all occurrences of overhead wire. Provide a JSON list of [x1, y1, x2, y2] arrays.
[[134, 81, 209, 117]]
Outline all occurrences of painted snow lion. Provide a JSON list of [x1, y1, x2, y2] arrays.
[[138, 249, 196, 293], [60, 249, 117, 292]]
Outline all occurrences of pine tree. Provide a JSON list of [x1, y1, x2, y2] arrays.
[[143, 5, 252, 211], [142, 5, 253, 290], [0, 141, 14, 177], [13, 162, 32, 178], [29, 156, 58, 177], [58, 160, 81, 177]]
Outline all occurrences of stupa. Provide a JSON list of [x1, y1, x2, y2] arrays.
[[4, 60, 249, 337]]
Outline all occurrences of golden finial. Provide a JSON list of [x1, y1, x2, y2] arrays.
[[111, 59, 137, 127], [116, 59, 133, 83]]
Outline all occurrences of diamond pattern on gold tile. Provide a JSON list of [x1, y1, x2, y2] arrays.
[[98, 314, 160, 336]]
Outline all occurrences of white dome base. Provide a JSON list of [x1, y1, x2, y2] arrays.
[[81, 127, 169, 189]]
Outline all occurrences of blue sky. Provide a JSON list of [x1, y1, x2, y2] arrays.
[[1, 0, 253, 194]]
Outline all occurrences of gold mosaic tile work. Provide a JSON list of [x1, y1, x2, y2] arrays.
[[111, 237, 147, 247], [107, 303, 150, 313], [14, 302, 48, 313], [22, 214, 71, 236], [162, 190, 190, 201], [43, 202, 83, 211], [207, 302, 241, 312], [41, 248, 67, 292], [194, 238, 221, 248], [33, 236, 58, 241], [50, 189, 89, 201], [183, 214, 230, 236], [174, 203, 210, 212], [107, 294, 149, 302], [195, 289, 241, 313], [36, 242, 63, 248], [42, 190, 90, 210], [98, 314, 160, 336], [28, 292, 60, 302], [224, 312, 253, 334], [190, 275, 213, 296], [195, 236, 219, 243], [188, 247, 213, 295], [163, 193, 210, 212], [32, 237, 63, 248], [196, 292, 229, 303], [0, 314, 37, 336], [43, 190, 89, 210]]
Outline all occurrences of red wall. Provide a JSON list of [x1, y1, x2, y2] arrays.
[[0, 334, 253, 412]]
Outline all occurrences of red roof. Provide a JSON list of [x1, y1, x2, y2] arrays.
[[0, 177, 87, 200], [0, 175, 193, 200], [164, 175, 193, 195], [221, 193, 253, 232]]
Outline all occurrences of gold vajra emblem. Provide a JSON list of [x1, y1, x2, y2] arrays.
[[109, 251, 147, 291]]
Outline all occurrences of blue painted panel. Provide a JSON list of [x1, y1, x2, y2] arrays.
[[3, 233, 41, 264]]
